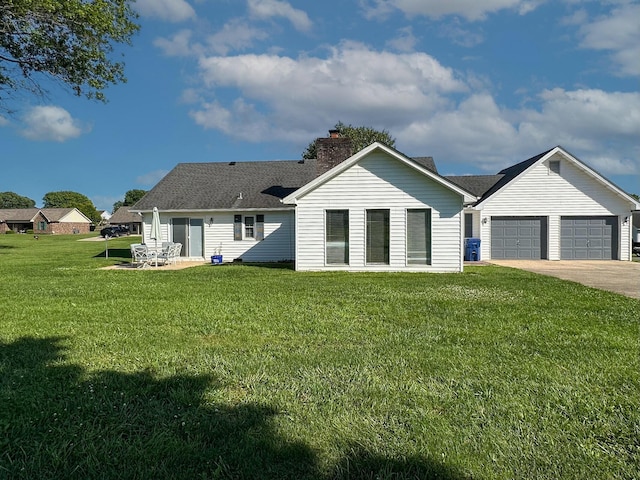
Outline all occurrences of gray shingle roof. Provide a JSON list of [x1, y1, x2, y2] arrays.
[[132, 160, 318, 211], [133, 147, 568, 212], [109, 206, 143, 224], [0, 208, 40, 222], [444, 175, 505, 197], [0, 208, 80, 222], [411, 156, 438, 173]]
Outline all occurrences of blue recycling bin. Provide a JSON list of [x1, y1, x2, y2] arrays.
[[464, 238, 481, 261]]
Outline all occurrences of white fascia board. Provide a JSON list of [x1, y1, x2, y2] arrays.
[[37, 210, 52, 222], [283, 142, 477, 204]]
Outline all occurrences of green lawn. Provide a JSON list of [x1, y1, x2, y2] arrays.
[[0, 234, 638, 479]]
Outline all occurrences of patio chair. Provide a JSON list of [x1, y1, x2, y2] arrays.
[[130, 243, 151, 268], [157, 242, 182, 266]]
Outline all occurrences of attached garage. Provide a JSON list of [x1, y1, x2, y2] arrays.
[[491, 217, 547, 259], [560, 216, 617, 260]]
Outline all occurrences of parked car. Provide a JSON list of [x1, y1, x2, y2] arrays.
[[100, 226, 130, 238]]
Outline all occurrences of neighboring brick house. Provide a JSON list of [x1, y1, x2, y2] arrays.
[[0, 208, 92, 234]]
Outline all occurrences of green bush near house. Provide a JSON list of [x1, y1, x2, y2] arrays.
[[0, 234, 637, 479]]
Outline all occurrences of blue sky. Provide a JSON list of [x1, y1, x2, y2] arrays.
[[1, 0, 638, 211]]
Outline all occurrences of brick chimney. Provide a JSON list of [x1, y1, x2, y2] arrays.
[[316, 129, 352, 177]]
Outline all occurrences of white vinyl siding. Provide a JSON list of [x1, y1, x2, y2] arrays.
[[476, 152, 632, 260], [207, 211, 294, 262], [293, 152, 464, 272], [143, 210, 294, 262]]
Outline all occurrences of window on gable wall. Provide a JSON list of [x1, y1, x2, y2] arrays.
[[549, 160, 560, 174]]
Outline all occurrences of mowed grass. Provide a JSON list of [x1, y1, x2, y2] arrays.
[[0, 234, 638, 479]]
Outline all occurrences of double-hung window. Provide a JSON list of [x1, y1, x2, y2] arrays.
[[234, 214, 264, 240], [245, 216, 255, 238], [325, 210, 349, 264], [366, 209, 389, 264], [406, 209, 431, 265]]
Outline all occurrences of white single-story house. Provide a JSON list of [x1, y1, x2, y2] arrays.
[[131, 133, 639, 270]]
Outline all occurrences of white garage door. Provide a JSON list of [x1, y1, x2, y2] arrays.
[[491, 217, 547, 259], [560, 216, 617, 260]]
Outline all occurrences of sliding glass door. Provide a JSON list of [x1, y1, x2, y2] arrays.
[[172, 218, 203, 257]]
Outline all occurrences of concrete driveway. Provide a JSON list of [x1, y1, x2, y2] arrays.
[[488, 260, 640, 299]]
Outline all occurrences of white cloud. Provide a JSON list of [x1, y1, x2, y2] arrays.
[[0, 115, 9, 127], [184, 36, 638, 179], [248, 0, 312, 31], [362, 0, 545, 21], [135, 0, 195, 22], [190, 43, 467, 141], [439, 19, 484, 47], [205, 19, 269, 55], [560, 8, 588, 26], [154, 19, 269, 57], [386, 27, 418, 52], [154, 29, 196, 56], [20, 106, 85, 142], [577, 3, 640, 76], [396, 87, 640, 176]]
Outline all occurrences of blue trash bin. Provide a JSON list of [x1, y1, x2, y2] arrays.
[[464, 238, 481, 261]]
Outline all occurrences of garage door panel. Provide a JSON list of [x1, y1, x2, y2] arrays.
[[560, 216, 617, 260], [491, 217, 546, 260]]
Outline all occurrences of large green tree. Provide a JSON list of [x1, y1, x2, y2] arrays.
[[43, 190, 99, 223], [0, 0, 139, 107], [112, 188, 146, 213], [0, 191, 36, 208], [302, 122, 396, 159]]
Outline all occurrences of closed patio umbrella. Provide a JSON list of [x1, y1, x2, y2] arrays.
[[150, 207, 162, 266]]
